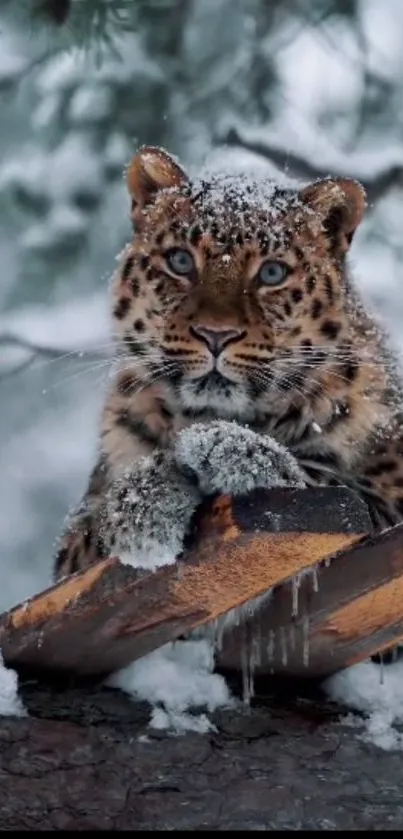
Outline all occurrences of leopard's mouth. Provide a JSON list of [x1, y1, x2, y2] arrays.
[[193, 370, 234, 393], [177, 370, 256, 421]]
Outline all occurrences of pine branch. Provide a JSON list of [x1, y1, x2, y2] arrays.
[[218, 127, 403, 205]]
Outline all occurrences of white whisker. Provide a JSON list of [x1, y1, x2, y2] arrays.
[[49, 359, 118, 390]]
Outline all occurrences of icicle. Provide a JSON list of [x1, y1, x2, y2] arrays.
[[267, 629, 275, 661], [248, 649, 255, 702], [248, 632, 259, 699], [241, 632, 256, 705], [379, 653, 384, 686], [311, 566, 319, 593], [302, 615, 310, 667], [289, 622, 296, 651], [280, 626, 288, 666], [241, 636, 250, 705], [251, 626, 261, 668], [213, 619, 225, 653], [291, 575, 301, 617], [324, 556, 332, 568]]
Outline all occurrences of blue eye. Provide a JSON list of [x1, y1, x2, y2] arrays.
[[165, 248, 195, 276], [258, 261, 289, 286]]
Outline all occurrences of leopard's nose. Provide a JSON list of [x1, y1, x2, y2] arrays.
[[189, 325, 246, 357]]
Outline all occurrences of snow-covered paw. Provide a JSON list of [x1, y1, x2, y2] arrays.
[[100, 452, 201, 570], [119, 539, 178, 571], [174, 420, 306, 496]]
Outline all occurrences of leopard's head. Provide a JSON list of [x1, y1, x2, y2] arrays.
[[113, 146, 366, 422]]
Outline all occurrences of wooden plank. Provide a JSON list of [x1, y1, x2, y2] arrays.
[[217, 521, 403, 678], [0, 487, 368, 677]]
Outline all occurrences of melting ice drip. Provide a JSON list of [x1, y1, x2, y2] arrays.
[[109, 559, 327, 729], [227, 562, 324, 704]]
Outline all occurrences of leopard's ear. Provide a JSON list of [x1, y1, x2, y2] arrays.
[[126, 146, 189, 210], [299, 177, 366, 252]]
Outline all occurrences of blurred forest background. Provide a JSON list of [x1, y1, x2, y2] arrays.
[[1, 0, 403, 612]]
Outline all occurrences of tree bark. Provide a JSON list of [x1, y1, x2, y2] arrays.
[[1, 677, 402, 830]]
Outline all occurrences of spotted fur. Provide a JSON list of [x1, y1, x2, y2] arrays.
[[54, 146, 403, 580]]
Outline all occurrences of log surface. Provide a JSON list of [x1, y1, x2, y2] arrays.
[[1, 679, 403, 830], [3, 484, 403, 679], [0, 487, 370, 678]]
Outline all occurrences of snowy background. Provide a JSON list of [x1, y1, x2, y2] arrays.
[[1, 0, 403, 614]]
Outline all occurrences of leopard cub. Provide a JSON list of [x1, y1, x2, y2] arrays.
[[54, 145, 403, 583]]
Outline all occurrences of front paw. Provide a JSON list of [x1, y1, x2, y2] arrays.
[[174, 420, 306, 496], [100, 453, 200, 570]]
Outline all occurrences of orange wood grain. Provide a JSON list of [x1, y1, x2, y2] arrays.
[[1, 486, 392, 679]]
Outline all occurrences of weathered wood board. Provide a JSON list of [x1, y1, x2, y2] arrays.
[[1, 484, 394, 680], [218, 521, 403, 677]]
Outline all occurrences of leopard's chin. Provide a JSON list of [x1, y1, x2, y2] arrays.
[[178, 373, 256, 421]]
